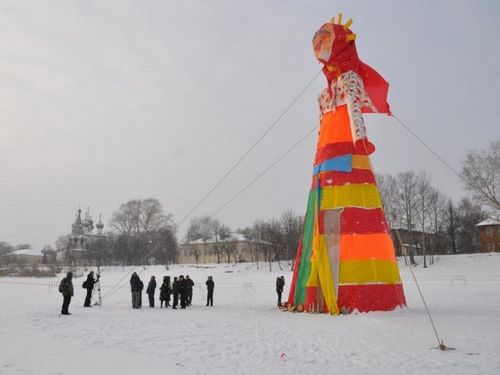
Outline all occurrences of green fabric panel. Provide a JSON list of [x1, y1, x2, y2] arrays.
[[294, 189, 316, 305]]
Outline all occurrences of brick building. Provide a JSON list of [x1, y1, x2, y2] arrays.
[[476, 218, 500, 252]]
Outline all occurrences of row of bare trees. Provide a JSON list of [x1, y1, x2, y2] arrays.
[[184, 216, 234, 263], [238, 209, 303, 271], [184, 209, 303, 270], [377, 170, 488, 267]]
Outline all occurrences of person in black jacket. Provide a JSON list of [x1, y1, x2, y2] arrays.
[[205, 276, 214, 307], [185, 275, 194, 306], [83, 271, 98, 307], [59, 272, 74, 315], [130, 272, 144, 309], [146, 276, 157, 308], [276, 276, 285, 308], [172, 276, 179, 309], [178, 275, 188, 309], [159, 276, 171, 308]]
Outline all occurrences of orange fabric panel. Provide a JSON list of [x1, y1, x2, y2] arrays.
[[339, 233, 397, 261], [318, 105, 353, 148]]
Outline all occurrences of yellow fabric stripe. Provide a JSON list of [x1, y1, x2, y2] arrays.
[[314, 234, 339, 314], [351, 155, 371, 170], [339, 259, 402, 284], [321, 184, 382, 209], [306, 234, 339, 314], [306, 263, 319, 287]]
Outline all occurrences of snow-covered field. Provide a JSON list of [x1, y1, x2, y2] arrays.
[[1, 253, 500, 375]]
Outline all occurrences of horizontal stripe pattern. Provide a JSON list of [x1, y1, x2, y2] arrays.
[[318, 207, 389, 234], [351, 155, 371, 170], [312, 169, 376, 188], [338, 284, 406, 312], [320, 184, 381, 210], [315, 141, 375, 165], [312, 154, 352, 175], [339, 233, 396, 261], [339, 259, 402, 284], [315, 142, 355, 165]]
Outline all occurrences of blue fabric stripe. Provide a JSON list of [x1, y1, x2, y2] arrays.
[[313, 154, 352, 175]]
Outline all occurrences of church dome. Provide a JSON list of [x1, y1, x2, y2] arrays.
[[96, 214, 104, 230]]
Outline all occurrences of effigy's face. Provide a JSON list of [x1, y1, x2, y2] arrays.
[[313, 23, 334, 63]]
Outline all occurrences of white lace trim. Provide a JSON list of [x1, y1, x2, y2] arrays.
[[318, 71, 377, 142]]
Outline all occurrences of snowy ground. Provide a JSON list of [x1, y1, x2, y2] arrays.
[[1, 254, 500, 375]]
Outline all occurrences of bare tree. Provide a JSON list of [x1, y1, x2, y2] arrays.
[[0, 241, 14, 256], [461, 139, 500, 212], [185, 216, 214, 242], [110, 199, 176, 265], [457, 198, 487, 253], [395, 171, 418, 265], [251, 219, 285, 271], [415, 171, 432, 267], [428, 188, 447, 263], [445, 199, 458, 254], [376, 173, 399, 229], [185, 216, 220, 264], [215, 224, 233, 263], [111, 199, 172, 236], [41, 245, 56, 264], [240, 226, 260, 269], [280, 209, 303, 268]]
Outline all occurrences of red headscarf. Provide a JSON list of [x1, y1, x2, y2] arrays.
[[313, 22, 390, 114]]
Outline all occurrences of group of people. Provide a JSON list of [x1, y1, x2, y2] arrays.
[[59, 270, 281, 315], [59, 271, 216, 315], [58, 270, 101, 315], [130, 273, 213, 309]]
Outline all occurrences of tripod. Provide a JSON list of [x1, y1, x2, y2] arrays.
[[93, 273, 102, 307]]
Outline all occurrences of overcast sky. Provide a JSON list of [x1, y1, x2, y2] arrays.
[[1, 0, 499, 250]]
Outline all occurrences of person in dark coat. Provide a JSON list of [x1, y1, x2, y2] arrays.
[[172, 276, 179, 309], [146, 276, 157, 308], [159, 276, 171, 308], [185, 275, 194, 306], [130, 272, 144, 309], [276, 276, 285, 308], [205, 276, 214, 307], [178, 275, 188, 309], [83, 271, 98, 307], [59, 272, 74, 315]]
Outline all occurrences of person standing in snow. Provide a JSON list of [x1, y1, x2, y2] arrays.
[[159, 276, 171, 308], [185, 275, 194, 306], [146, 276, 157, 308], [172, 276, 179, 309], [59, 272, 74, 315], [205, 276, 214, 307], [276, 276, 285, 308], [83, 271, 98, 307], [178, 275, 188, 309], [130, 272, 144, 309]]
